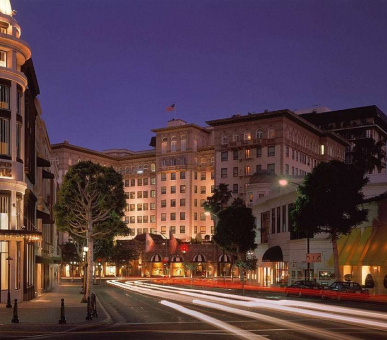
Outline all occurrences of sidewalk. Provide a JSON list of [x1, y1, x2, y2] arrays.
[[0, 282, 109, 336]]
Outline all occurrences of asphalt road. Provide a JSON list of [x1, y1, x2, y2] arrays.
[[44, 280, 387, 340]]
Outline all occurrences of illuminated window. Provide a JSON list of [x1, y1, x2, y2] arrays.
[[171, 136, 177, 152], [200, 226, 206, 234], [245, 166, 251, 175], [244, 131, 251, 141], [0, 85, 10, 110], [161, 137, 167, 153], [320, 145, 325, 155], [181, 135, 186, 151], [0, 119, 10, 155], [268, 128, 275, 139], [180, 225, 185, 233], [245, 149, 251, 159], [170, 226, 176, 234], [0, 195, 9, 230], [180, 185, 186, 193], [0, 51, 6, 68]]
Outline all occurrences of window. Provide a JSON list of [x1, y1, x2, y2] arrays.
[[233, 184, 238, 193], [170, 199, 176, 207], [161, 226, 167, 234], [201, 172, 206, 180], [180, 225, 185, 234], [161, 200, 166, 208], [130, 216, 135, 224], [233, 133, 240, 142], [267, 163, 275, 173], [171, 136, 177, 152], [320, 145, 325, 155], [143, 191, 148, 198], [194, 185, 197, 193], [181, 135, 187, 151], [161, 213, 166, 221], [200, 186, 206, 194], [211, 172, 215, 180], [285, 164, 289, 175], [171, 172, 176, 180], [180, 185, 186, 193], [200, 226, 206, 234], [256, 164, 261, 172], [268, 146, 275, 157], [194, 212, 198, 220], [130, 204, 135, 211], [0, 195, 9, 230], [268, 128, 275, 139], [150, 215, 155, 223], [138, 179, 142, 186], [130, 192, 135, 199], [180, 198, 186, 206], [161, 173, 166, 181], [161, 186, 166, 194], [137, 216, 142, 223], [245, 166, 251, 175], [180, 212, 185, 220], [151, 163, 156, 172], [244, 131, 251, 141], [143, 203, 148, 210], [0, 118, 10, 155], [130, 179, 135, 186], [150, 190, 156, 197], [282, 205, 287, 232], [211, 185, 215, 193], [200, 212, 206, 221], [221, 151, 228, 161], [286, 146, 289, 157], [200, 199, 206, 207], [221, 168, 227, 178], [245, 149, 251, 159], [255, 129, 263, 139], [256, 146, 262, 158], [150, 177, 156, 185], [143, 216, 148, 223], [180, 171, 186, 179], [16, 123, 21, 159], [170, 213, 176, 220], [277, 207, 281, 233], [171, 186, 176, 194], [150, 203, 156, 210], [128, 228, 135, 236], [170, 226, 176, 234], [221, 134, 228, 145], [0, 51, 6, 68], [194, 226, 198, 234], [137, 191, 142, 198], [137, 203, 142, 211], [271, 208, 275, 234], [233, 150, 238, 160], [161, 137, 167, 153], [125, 180, 129, 187]]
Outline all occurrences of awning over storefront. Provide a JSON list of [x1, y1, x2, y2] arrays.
[[328, 228, 361, 266], [362, 225, 387, 266], [37, 156, 51, 167], [262, 246, 283, 262], [349, 227, 373, 265], [192, 253, 206, 263], [150, 254, 163, 262], [36, 209, 54, 224], [218, 254, 231, 263], [170, 254, 184, 263]]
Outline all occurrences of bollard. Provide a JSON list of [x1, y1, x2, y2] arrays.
[[11, 299, 19, 323], [59, 298, 66, 324], [91, 293, 98, 318], [85, 296, 92, 320]]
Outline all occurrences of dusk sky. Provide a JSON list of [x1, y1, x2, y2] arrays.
[[11, 0, 387, 151]]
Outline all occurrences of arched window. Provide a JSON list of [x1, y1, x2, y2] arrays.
[[193, 135, 198, 151], [171, 136, 177, 152], [181, 135, 187, 151], [221, 134, 229, 145], [233, 133, 240, 142], [268, 128, 275, 139], [143, 164, 149, 173], [255, 129, 263, 139], [125, 166, 130, 174], [150, 163, 156, 172], [244, 131, 251, 141], [161, 137, 168, 153]]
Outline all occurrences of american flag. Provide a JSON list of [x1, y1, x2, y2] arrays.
[[166, 103, 175, 112]]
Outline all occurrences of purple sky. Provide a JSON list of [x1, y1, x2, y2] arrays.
[[12, 0, 387, 151]]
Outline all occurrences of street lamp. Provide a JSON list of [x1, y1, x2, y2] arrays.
[[6, 256, 12, 308], [278, 178, 311, 281]]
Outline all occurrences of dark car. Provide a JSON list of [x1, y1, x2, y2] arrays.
[[321, 281, 369, 300], [285, 280, 324, 297]]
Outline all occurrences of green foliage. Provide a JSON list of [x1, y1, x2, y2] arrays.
[[182, 261, 198, 271], [291, 160, 368, 239], [60, 242, 81, 263], [110, 241, 139, 266], [54, 161, 127, 240], [203, 183, 232, 215], [214, 199, 257, 258], [352, 138, 386, 174], [236, 258, 257, 271]]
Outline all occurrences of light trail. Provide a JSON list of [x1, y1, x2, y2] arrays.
[[160, 300, 265, 340], [192, 299, 357, 340]]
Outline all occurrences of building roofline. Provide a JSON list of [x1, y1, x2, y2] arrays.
[[152, 123, 211, 134]]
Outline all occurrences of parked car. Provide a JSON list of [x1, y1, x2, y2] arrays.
[[321, 281, 369, 301], [285, 280, 324, 297]]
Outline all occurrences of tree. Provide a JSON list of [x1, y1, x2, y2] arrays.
[[214, 199, 256, 290], [291, 160, 368, 280], [110, 241, 139, 277], [352, 138, 386, 174], [203, 183, 232, 215], [55, 161, 128, 299]]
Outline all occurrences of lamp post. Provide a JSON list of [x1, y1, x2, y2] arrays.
[[6, 256, 12, 308], [279, 178, 311, 281]]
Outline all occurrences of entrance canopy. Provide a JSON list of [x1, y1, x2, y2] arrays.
[[192, 253, 206, 263], [171, 254, 184, 263], [150, 254, 163, 262], [218, 254, 231, 263], [262, 246, 283, 262]]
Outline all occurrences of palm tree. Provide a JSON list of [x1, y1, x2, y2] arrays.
[[203, 183, 232, 215], [352, 138, 386, 174]]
